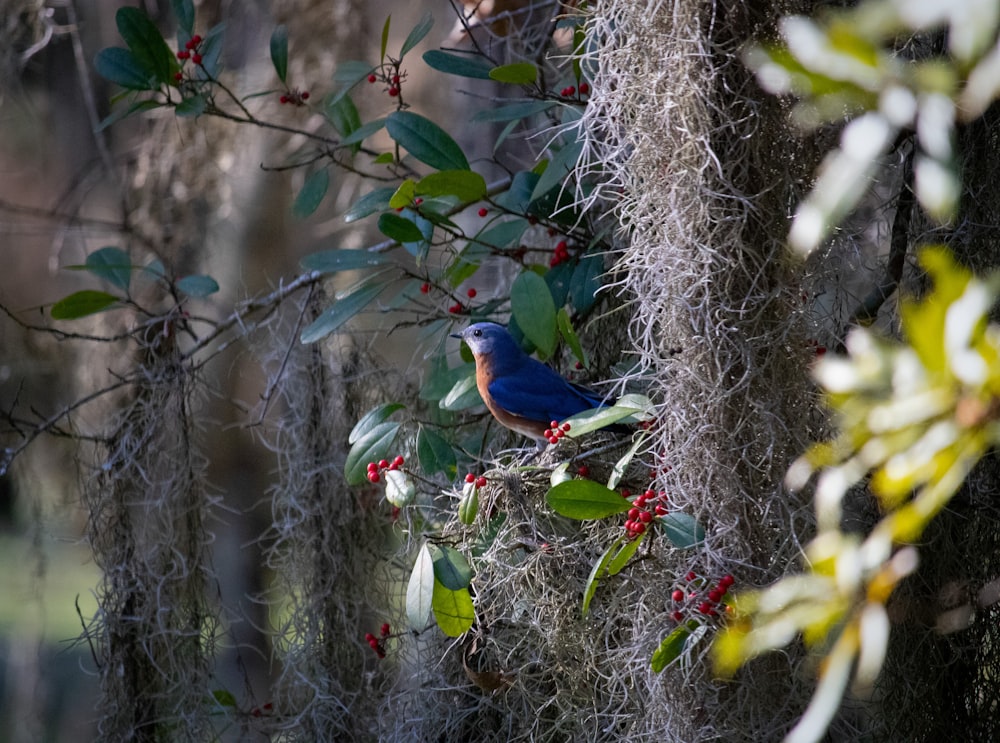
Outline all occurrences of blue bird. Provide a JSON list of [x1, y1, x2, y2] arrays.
[[450, 322, 612, 445]]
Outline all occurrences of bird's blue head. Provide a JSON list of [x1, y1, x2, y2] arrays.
[[450, 322, 522, 359]]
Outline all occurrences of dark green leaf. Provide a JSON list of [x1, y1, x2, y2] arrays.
[[171, 0, 195, 35], [607, 532, 643, 575], [301, 249, 390, 274], [475, 219, 527, 251], [458, 485, 479, 525], [557, 309, 586, 365], [421, 360, 475, 401], [293, 169, 330, 218], [416, 170, 486, 201], [440, 373, 483, 411], [344, 421, 400, 485], [659, 512, 706, 549], [340, 117, 386, 146], [300, 280, 385, 344], [489, 62, 538, 84], [400, 11, 434, 58], [407, 544, 435, 628], [174, 93, 206, 117], [386, 111, 470, 171], [116, 7, 177, 86], [211, 689, 237, 708], [349, 402, 405, 445], [94, 47, 155, 90], [444, 243, 488, 287], [270, 25, 288, 84], [334, 60, 376, 87], [328, 93, 361, 139], [194, 23, 224, 79], [471, 100, 556, 123], [582, 536, 623, 617], [545, 480, 632, 520], [511, 271, 556, 358], [651, 624, 693, 672], [562, 396, 652, 437], [380, 15, 391, 63], [422, 50, 493, 80], [495, 170, 540, 213], [50, 290, 121, 320], [176, 274, 219, 297], [84, 247, 132, 291], [344, 186, 396, 222], [570, 254, 603, 313], [432, 581, 475, 637], [377, 211, 425, 242], [417, 426, 456, 477], [431, 544, 472, 590], [531, 138, 583, 202], [545, 259, 574, 308]]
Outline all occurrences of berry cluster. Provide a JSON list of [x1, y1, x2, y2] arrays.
[[543, 420, 571, 445], [366, 455, 404, 483], [279, 88, 310, 106], [549, 240, 571, 267], [670, 572, 735, 621], [176, 34, 204, 65], [559, 82, 590, 97], [368, 68, 405, 98], [465, 472, 488, 489], [624, 489, 669, 539], [364, 622, 392, 659]]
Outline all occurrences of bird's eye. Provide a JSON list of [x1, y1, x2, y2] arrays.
[[473, 329, 482, 337]]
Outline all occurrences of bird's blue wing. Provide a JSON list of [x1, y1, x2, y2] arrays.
[[487, 362, 605, 422]]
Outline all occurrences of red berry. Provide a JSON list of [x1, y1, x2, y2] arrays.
[[279, 95, 289, 104], [543, 429, 552, 439], [685, 571, 697, 582], [627, 507, 640, 520], [388, 86, 399, 97], [174, 72, 184, 82], [191, 53, 202, 64], [420, 282, 430, 294], [577, 465, 589, 477], [815, 346, 827, 356], [672, 589, 685, 602], [368, 74, 377, 83], [549, 420, 559, 429], [475, 476, 487, 488], [367, 462, 378, 472], [381, 622, 391, 636], [478, 207, 488, 217], [672, 610, 684, 622], [185, 38, 197, 50], [364, 632, 376, 642], [367, 472, 380, 484], [579, 82, 590, 95], [708, 589, 724, 603], [414, 197, 423, 205], [368, 638, 380, 649], [391, 74, 400, 84], [655, 504, 668, 516], [556, 240, 567, 252], [632, 523, 646, 535], [565, 85, 576, 96], [177, 50, 190, 59], [393, 455, 404, 467], [639, 511, 653, 523], [697, 602, 711, 615], [191, 34, 202, 45], [720, 574, 735, 588], [387, 462, 398, 471], [449, 303, 462, 314], [548, 436, 559, 445], [378, 459, 389, 470], [301, 91, 310, 100], [391, 505, 401, 521], [575, 361, 584, 369], [466, 288, 477, 298], [465, 473, 476, 484], [561, 422, 571, 432]]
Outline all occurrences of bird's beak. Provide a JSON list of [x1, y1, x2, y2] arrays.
[[449, 332, 463, 339]]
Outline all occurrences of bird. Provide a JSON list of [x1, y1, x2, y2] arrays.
[[450, 322, 613, 445]]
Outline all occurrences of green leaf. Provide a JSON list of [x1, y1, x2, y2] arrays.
[[389, 180, 417, 209], [489, 62, 538, 84], [116, 7, 177, 86], [556, 309, 586, 365], [301, 249, 390, 274], [545, 480, 632, 520], [531, 138, 583, 202], [474, 219, 528, 251], [471, 100, 556, 123], [174, 93, 206, 117], [211, 688, 237, 708], [171, 0, 195, 36], [293, 169, 330, 218], [344, 186, 396, 222], [300, 280, 385, 344], [377, 212, 425, 242], [406, 544, 435, 629], [193, 22, 224, 78], [496, 170, 541, 213], [416, 171, 486, 202], [374, 152, 395, 165], [416, 426, 456, 477], [96, 99, 163, 132], [176, 274, 219, 297], [422, 50, 494, 80], [333, 60, 376, 88], [607, 532, 644, 575], [83, 247, 132, 291], [432, 581, 475, 637], [458, 484, 479, 525], [328, 93, 361, 139], [50, 290, 121, 320], [344, 421, 401, 485], [659, 512, 706, 549], [270, 25, 288, 84], [607, 434, 646, 491], [380, 15, 391, 63], [339, 117, 386, 146], [440, 373, 482, 411], [349, 402, 405, 444], [570, 254, 604, 313], [400, 11, 434, 58], [94, 47, 155, 90], [511, 271, 557, 358], [431, 544, 472, 590], [386, 111, 470, 171], [384, 469, 416, 506], [651, 624, 693, 672], [563, 394, 655, 437], [582, 535, 624, 617]]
